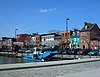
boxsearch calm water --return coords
[0,56,24,64]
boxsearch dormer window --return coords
[73,32,75,36]
[85,25,89,29]
[87,26,89,28]
[85,25,87,29]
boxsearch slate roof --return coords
[81,23,96,31]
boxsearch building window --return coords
[77,38,79,41]
[73,32,75,36]
[84,41,86,42]
[62,33,64,37]
[67,33,69,36]
[74,38,76,42]
[48,35,50,39]
[77,31,79,36]
[65,33,67,37]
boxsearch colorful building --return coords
[70,29,80,49]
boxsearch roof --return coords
[40,33,61,36]
[70,36,79,38]
[2,37,14,39]
[81,22,97,31]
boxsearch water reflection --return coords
[0,56,24,64]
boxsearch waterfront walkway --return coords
[0,58,100,71]
[57,68,100,77]
[0,58,100,77]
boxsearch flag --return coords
[66,18,70,20]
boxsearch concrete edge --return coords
[0,58,100,71]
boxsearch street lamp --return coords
[66,18,70,47]
[15,29,18,38]
[98,37,100,49]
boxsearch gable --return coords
[81,24,94,31]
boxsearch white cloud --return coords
[40,9,48,13]
[49,8,56,11]
[40,8,56,13]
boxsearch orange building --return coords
[36,35,40,46]
[62,31,73,43]
[61,31,73,48]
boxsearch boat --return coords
[23,47,59,62]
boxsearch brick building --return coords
[16,34,32,46]
[36,35,41,46]
[62,31,73,43]
[80,22,100,49]
[61,31,73,48]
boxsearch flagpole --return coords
[15,29,18,38]
[66,18,69,48]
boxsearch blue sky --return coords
[0,0,100,38]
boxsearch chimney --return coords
[84,22,87,26]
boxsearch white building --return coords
[31,36,36,45]
[40,33,61,47]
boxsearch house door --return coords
[83,45,85,49]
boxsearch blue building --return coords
[70,29,80,49]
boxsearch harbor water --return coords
[0,56,24,64]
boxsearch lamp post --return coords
[98,37,100,49]
[66,18,70,48]
[15,29,18,38]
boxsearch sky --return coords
[0,0,100,38]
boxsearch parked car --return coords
[0,48,2,52]
[61,48,72,55]
[77,49,92,55]
[88,50,100,56]
[98,50,100,56]
[70,48,81,55]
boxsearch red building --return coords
[16,34,32,46]
[80,22,100,49]
[90,39,100,49]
